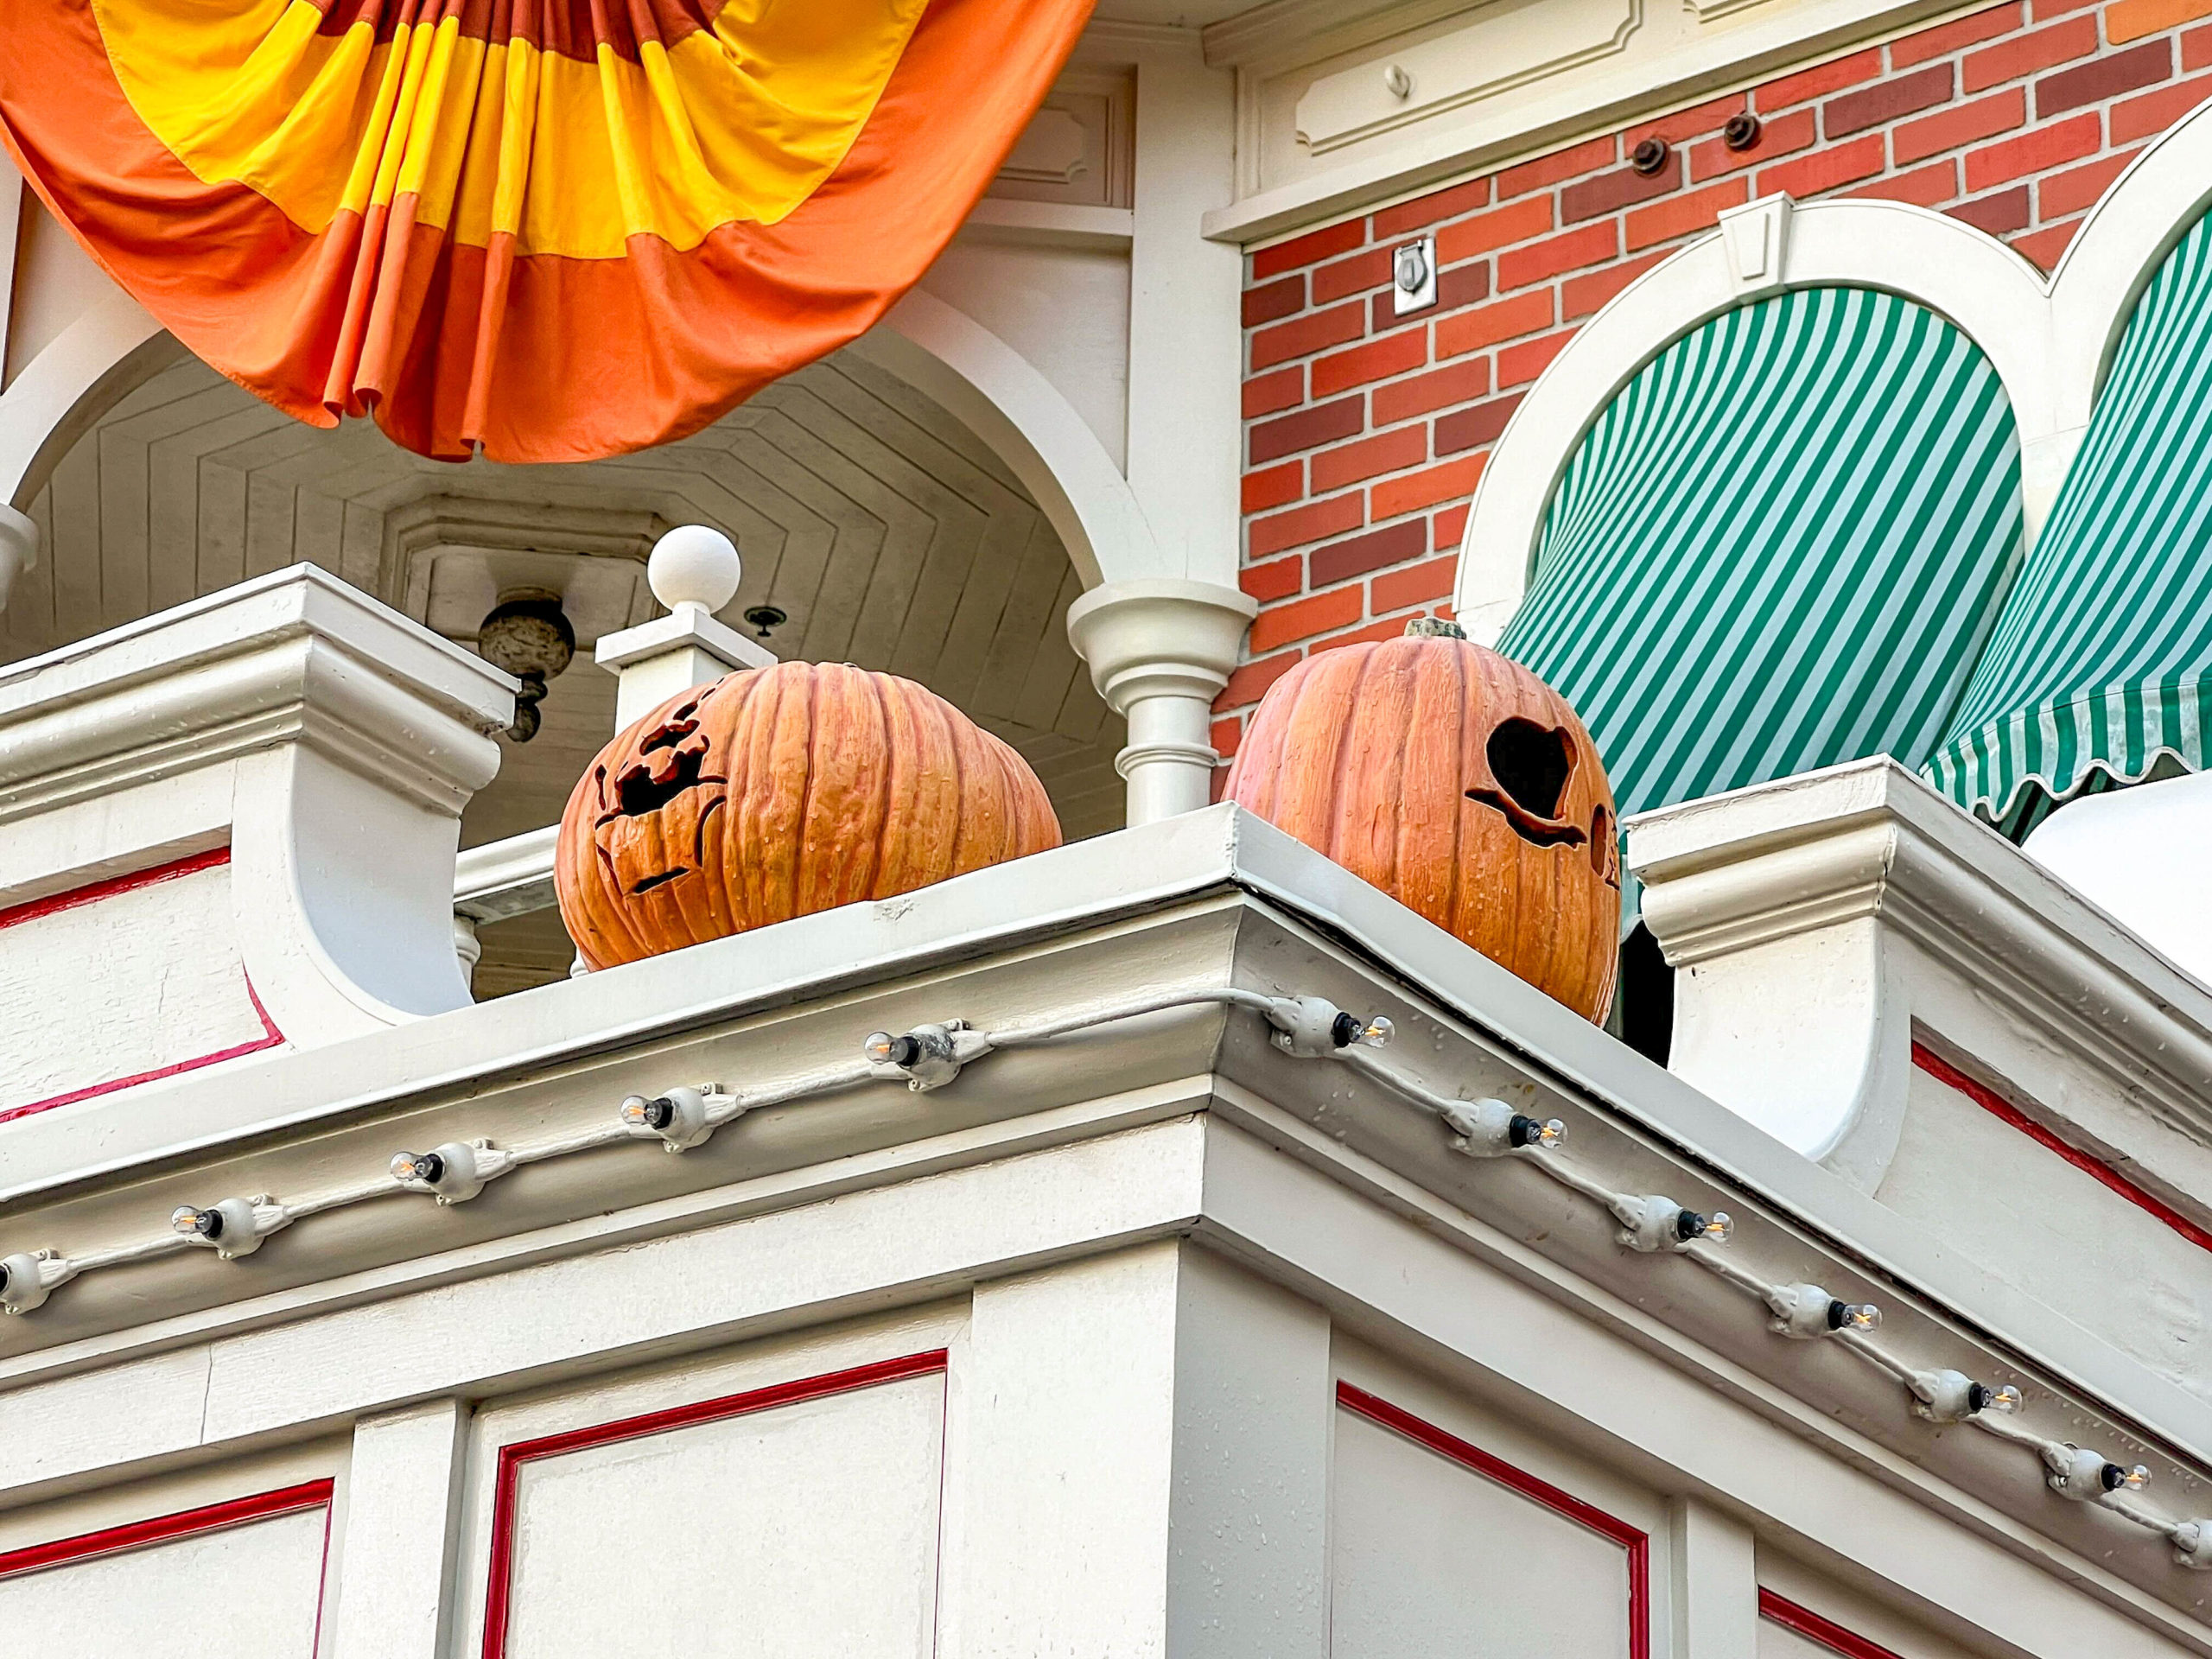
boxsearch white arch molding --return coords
[1453,95,2212,640]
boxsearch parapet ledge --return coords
[0,563,512,830]
[1629,756,2212,1205]
[0,568,516,1109]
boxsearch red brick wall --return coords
[1221,0,2212,771]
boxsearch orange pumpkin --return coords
[1224,620,1620,1021]
[557,663,1061,969]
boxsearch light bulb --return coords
[171,1205,221,1240]
[2105,1463,2152,1492]
[1675,1208,1733,1244]
[620,1096,674,1131]
[390,1150,445,1185]
[865,1031,919,1067]
[1827,1300,1881,1332]
[1509,1115,1566,1150]
[1329,1011,1394,1048]
[1970,1382,2022,1414]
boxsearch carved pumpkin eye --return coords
[1486,718,1573,818]
[1465,719,1588,848]
[1591,804,1620,887]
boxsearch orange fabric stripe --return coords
[308,0,729,63]
[0,0,1096,461]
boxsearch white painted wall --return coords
[1331,1404,1635,1658]
[0,1506,327,1659]
[0,858,271,1113]
[502,1371,945,1659]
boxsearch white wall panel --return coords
[497,1370,944,1659]
[1331,1405,1633,1659]
[0,856,275,1116]
[0,1505,326,1659]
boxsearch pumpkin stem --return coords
[1405,616,1468,639]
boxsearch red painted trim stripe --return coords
[0,849,285,1126]
[0,846,230,931]
[481,1349,949,1658]
[1337,1381,1651,1659]
[1759,1587,1905,1659]
[1912,1043,2212,1256]
[0,1478,333,1581]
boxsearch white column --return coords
[327,1400,470,1659]
[1669,1497,1758,1659]
[942,1240,1331,1659]
[1123,35,1243,593]
[0,157,21,387]
[1066,578,1257,824]
[0,503,35,613]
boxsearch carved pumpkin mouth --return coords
[1466,717,1589,849]
[592,710,728,895]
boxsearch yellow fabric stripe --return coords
[88,0,929,258]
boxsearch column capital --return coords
[1066,579,1257,825]
[1065,578,1256,710]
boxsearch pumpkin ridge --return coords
[1344,645,1385,892]
[706,670,762,933]
[1438,638,1467,937]
[1325,646,1376,871]
[943,693,971,879]
[852,670,896,904]
[791,664,830,915]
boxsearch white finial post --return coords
[595,525,775,728]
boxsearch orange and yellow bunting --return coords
[0,0,1093,461]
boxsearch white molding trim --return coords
[1453,98,2212,639]
[848,289,1172,588]
[0,285,178,512]
[1203,0,1968,245]
[958,200,1136,251]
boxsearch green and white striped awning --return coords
[1924,210,2212,838]
[1499,287,2025,842]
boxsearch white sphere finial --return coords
[648,524,741,614]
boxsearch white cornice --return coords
[1637,760,2212,1132]
[1200,0,1474,71]
[0,563,514,821]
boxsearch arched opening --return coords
[4,343,1126,995]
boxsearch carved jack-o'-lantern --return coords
[1224,619,1620,1021]
[556,662,1062,970]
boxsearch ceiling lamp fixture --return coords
[477,591,576,743]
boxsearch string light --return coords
[617,1087,720,1154]
[1439,1097,1565,1158]
[389,1141,512,1205]
[168,1197,289,1259]
[861,1021,977,1092]
[5,984,2208,1568]
[1611,1194,1735,1255]
[0,1249,72,1315]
